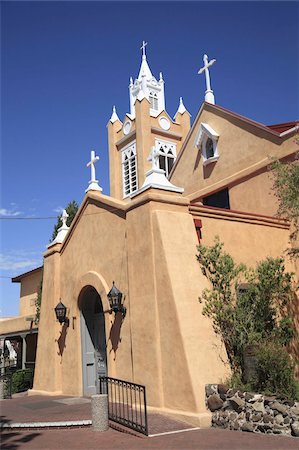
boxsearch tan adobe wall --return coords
[19,270,43,317]
[170,105,297,216]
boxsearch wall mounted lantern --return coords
[107,282,126,318]
[54,301,69,326]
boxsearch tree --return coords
[270,148,299,259]
[35,200,79,323]
[197,238,296,376]
[51,200,79,242]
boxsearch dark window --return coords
[203,188,230,209]
[205,138,214,159]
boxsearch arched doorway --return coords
[79,286,107,396]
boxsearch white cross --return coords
[140,40,147,58]
[86,150,102,193]
[198,54,216,104]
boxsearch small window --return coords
[203,188,230,209]
[205,138,214,159]
[155,140,176,177]
[149,92,158,111]
[122,142,138,197]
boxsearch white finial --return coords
[129,77,133,87]
[110,105,120,124]
[61,209,68,227]
[198,54,216,104]
[140,40,147,59]
[48,209,70,247]
[159,72,164,82]
[148,146,162,171]
[86,150,103,193]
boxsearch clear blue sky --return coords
[1,1,298,316]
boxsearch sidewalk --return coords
[1,393,298,450]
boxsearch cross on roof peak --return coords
[140,40,147,59]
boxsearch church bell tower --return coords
[107,42,190,200]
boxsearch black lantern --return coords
[107,282,126,317]
[54,301,69,325]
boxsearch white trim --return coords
[121,141,138,198]
[195,122,219,166]
[155,139,177,178]
[148,427,200,437]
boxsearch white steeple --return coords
[129,42,165,118]
[174,97,190,119]
[109,106,120,124]
[198,54,216,104]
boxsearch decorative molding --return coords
[151,127,182,141]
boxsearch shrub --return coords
[251,342,298,400]
[12,369,34,394]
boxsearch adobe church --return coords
[1,45,298,426]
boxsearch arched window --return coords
[122,142,138,197]
[156,140,176,177]
[205,138,215,159]
[149,92,159,111]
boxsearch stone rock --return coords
[229,412,238,421]
[274,414,284,425]
[245,411,251,420]
[222,401,230,409]
[263,396,276,406]
[290,406,299,416]
[257,424,272,433]
[263,414,274,424]
[252,401,265,413]
[207,393,224,412]
[244,392,254,402]
[226,388,238,398]
[232,420,240,430]
[291,421,299,437]
[248,394,263,403]
[218,384,229,395]
[283,399,294,407]
[220,410,228,418]
[205,384,218,397]
[252,413,262,422]
[271,402,288,415]
[241,422,254,432]
[229,395,245,412]
[283,416,290,424]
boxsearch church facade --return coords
[1,48,298,426]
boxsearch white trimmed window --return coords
[195,123,219,166]
[156,139,176,177]
[122,142,138,198]
[149,91,159,111]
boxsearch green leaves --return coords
[270,153,299,259]
[197,238,296,377]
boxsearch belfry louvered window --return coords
[122,142,138,197]
[149,92,158,111]
[156,140,176,177]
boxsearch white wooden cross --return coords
[198,54,216,104]
[85,150,102,193]
[140,40,147,58]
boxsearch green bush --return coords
[251,343,298,400]
[12,369,34,394]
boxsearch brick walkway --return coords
[1,394,298,449]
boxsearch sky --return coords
[1,1,299,316]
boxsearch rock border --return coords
[205,384,299,437]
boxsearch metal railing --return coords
[99,376,148,436]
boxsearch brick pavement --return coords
[1,427,298,450]
[1,394,298,449]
